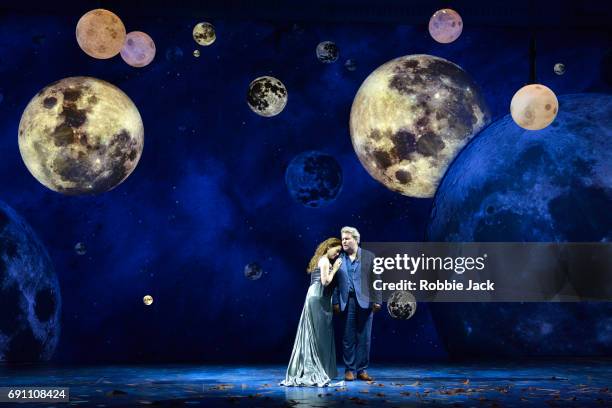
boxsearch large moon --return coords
[247,76,288,117]
[349,54,490,197]
[18,77,144,195]
[76,9,126,59]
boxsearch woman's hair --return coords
[307,237,342,273]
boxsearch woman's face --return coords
[327,245,342,260]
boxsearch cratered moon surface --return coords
[120,31,156,68]
[18,77,144,195]
[247,76,288,117]
[429,9,463,44]
[192,22,216,46]
[349,54,491,197]
[0,200,61,362]
[510,84,558,130]
[76,9,126,59]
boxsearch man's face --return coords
[341,232,357,253]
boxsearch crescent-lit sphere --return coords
[554,63,566,75]
[120,31,156,68]
[76,9,126,59]
[429,8,463,44]
[193,22,216,46]
[18,76,144,195]
[349,54,490,197]
[510,84,558,130]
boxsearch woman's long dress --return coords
[280,267,338,387]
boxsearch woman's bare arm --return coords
[318,257,332,286]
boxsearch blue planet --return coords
[427,94,612,357]
[285,151,343,208]
[0,201,61,362]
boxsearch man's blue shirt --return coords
[343,247,361,294]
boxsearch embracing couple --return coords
[280,226,382,387]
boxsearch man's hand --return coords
[333,304,341,314]
[333,258,342,270]
[372,303,381,313]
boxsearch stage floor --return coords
[0,360,611,407]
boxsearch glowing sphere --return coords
[193,22,216,46]
[120,31,156,68]
[143,295,153,306]
[510,84,558,130]
[429,9,463,44]
[76,9,126,59]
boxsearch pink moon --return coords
[120,31,156,68]
[429,9,463,44]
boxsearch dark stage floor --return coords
[0,361,611,407]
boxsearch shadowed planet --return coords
[0,201,61,362]
[428,93,612,357]
[316,41,339,63]
[18,77,144,195]
[244,263,263,280]
[285,151,343,208]
[349,54,490,197]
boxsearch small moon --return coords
[76,9,126,59]
[193,49,200,58]
[74,242,87,255]
[344,59,357,72]
[247,76,288,117]
[554,63,566,75]
[510,84,558,130]
[193,22,216,46]
[429,8,463,44]
[18,76,144,195]
[244,263,264,280]
[120,31,156,68]
[143,295,153,306]
[316,41,339,63]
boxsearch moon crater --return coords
[349,54,490,197]
[18,77,144,195]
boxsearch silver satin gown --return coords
[280,267,339,387]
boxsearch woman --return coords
[280,237,343,387]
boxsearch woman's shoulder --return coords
[317,256,330,268]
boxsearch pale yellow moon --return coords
[143,295,153,306]
[76,9,126,59]
[429,9,463,44]
[349,54,490,197]
[510,84,558,130]
[18,77,144,195]
[193,22,216,46]
[120,31,156,67]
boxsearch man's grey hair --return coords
[341,226,360,244]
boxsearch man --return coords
[333,226,381,381]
